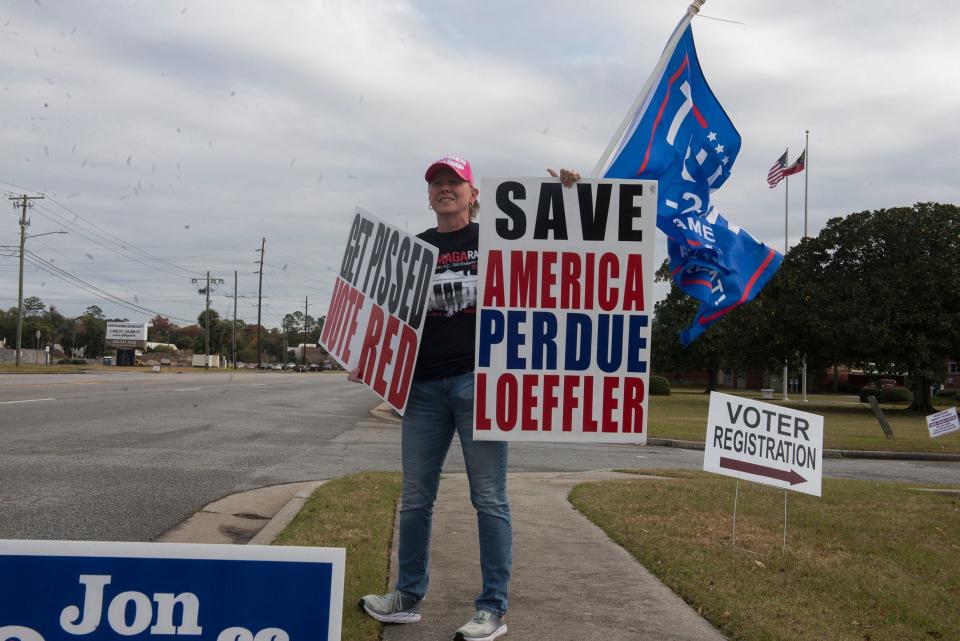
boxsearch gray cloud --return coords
[1,0,957,325]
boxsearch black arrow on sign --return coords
[719,457,806,485]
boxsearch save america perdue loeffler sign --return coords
[0,540,345,641]
[704,391,824,497]
[474,177,657,443]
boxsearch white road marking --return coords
[248,383,268,387]
[172,388,203,392]
[0,398,55,405]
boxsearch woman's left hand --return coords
[547,167,582,188]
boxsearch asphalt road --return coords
[1,371,958,542]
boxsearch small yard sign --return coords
[704,392,824,497]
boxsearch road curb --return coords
[647,437,960,462]
[369,407,958,461]
[370,402,402,423]
[247,480,328,545]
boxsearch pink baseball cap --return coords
[424,155,474,185]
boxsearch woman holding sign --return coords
[356,156,578,641]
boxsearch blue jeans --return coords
[396,373,512,616]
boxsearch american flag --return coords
[767,150,787,188]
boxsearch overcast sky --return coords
[2,0,958,328]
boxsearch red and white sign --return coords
[320,208,437,414]
[474,177,657,443]
[704,392,824,497]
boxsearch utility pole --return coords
[256,238,265,369]
[224,270,246,370]
[192,271,224,369]
[303,295,309,366]
[233,270,238,370]
[9,194,44,366]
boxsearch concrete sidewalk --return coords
[383,471,726,641]
[163,470,727,640]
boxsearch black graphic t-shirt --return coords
[414,222,478,380]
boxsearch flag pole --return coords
[803,130,809,237]
[591,0,706,177]
[783,147,790,401]
[801,129,810,402]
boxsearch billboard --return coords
[105,323,148,349]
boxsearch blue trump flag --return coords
[595,20,782,346]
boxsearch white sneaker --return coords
[357,590,422,624]
[454,610,507,641]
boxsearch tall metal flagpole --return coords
[782,148,790,401]
[591,0,706,177]
[801,130,810,402]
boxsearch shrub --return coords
[935,388,959,398]
[649,375,671,396]
[859,386,881,402]
[878,386,913,404]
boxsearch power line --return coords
[24,251,192,322]
[30,205,195,280]
[44,193,201,277]
[0,177,203,278]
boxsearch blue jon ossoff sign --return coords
[0,541,345,641]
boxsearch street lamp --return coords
[13,223,68,367]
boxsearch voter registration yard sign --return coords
[320,208,437,414]
[704,392,824,497]
[0,540,344,641]
[475,177,656,443]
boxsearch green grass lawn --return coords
[273,472,402,641]
[571,470,960,641]
[650,388,960,453]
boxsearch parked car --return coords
[284,362,297,370]
[272,363,283,370]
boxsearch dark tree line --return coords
[0,302,327,364]
[652,202,960,412]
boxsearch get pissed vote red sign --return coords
[475,178,657,443]
[320,208,437,414]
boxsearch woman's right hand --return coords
[547,167,582,188]
[347,367,362,383]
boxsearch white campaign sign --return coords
[319,207,437,414]
[474,177,657,443]
[926,406,959,438]
[704,392,824,497]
